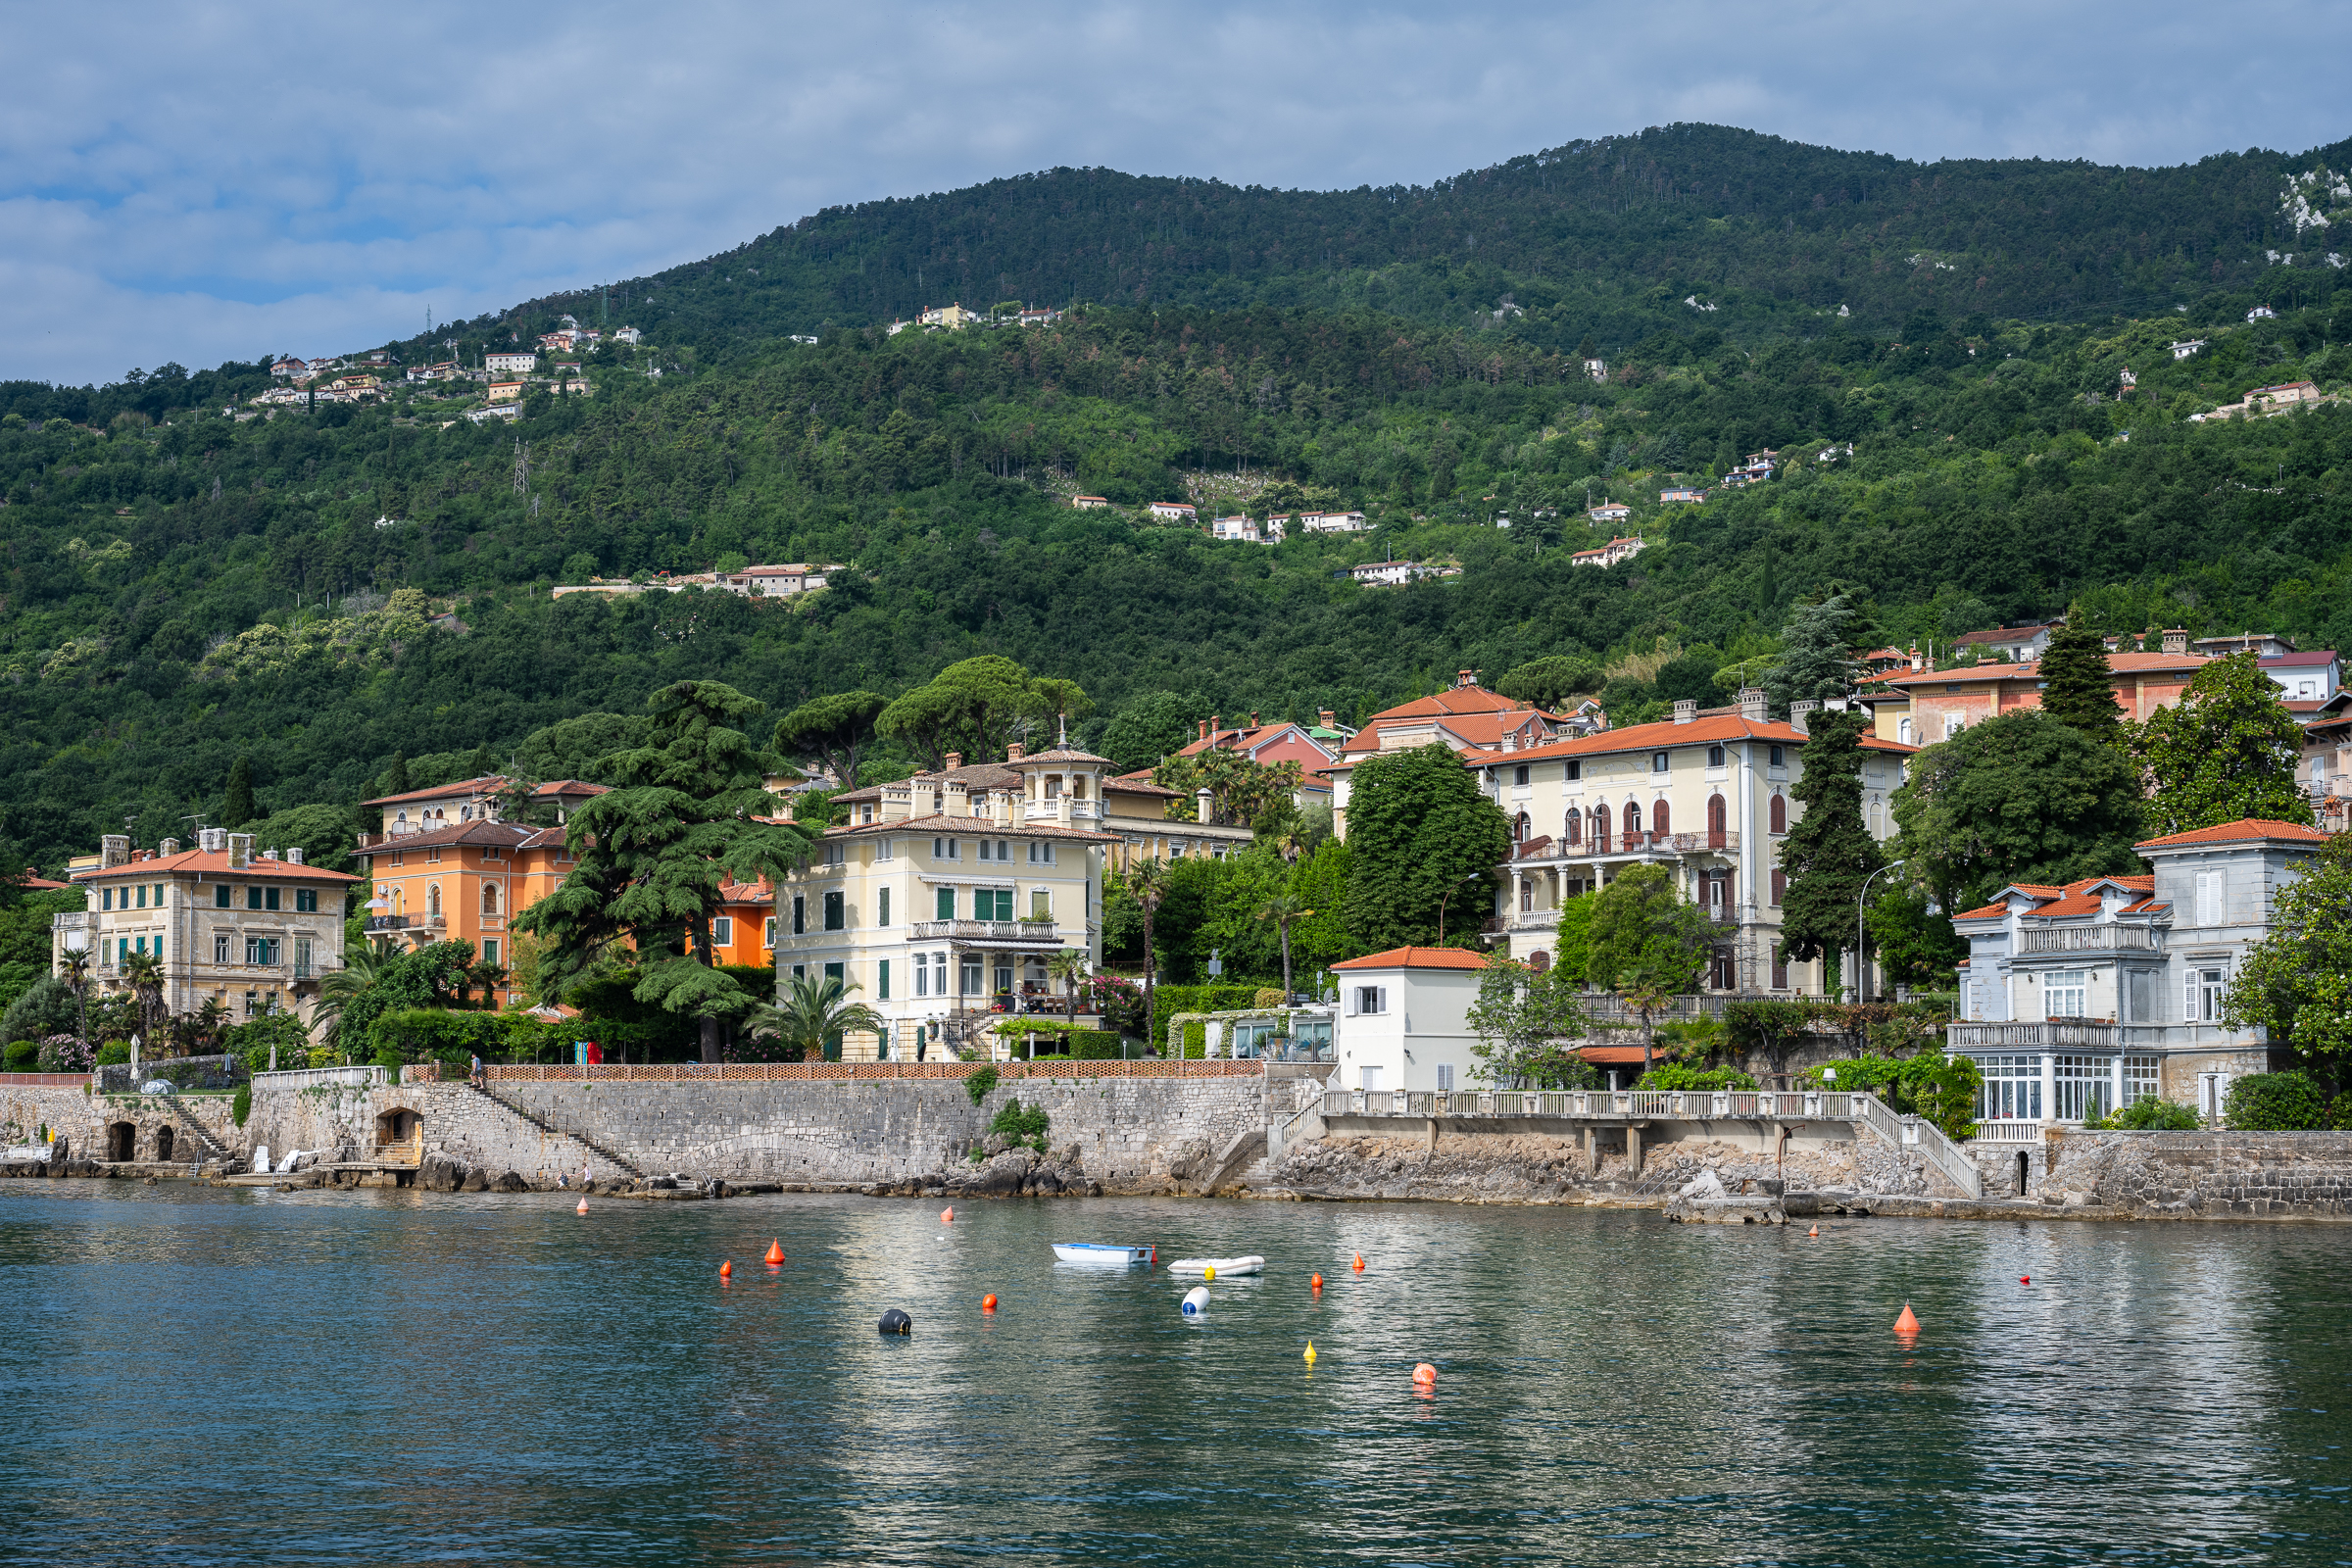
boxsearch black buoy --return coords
[879,1308,912,1336]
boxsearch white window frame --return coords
[712,915,734,948]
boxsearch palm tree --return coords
[1258,890,1314,1001]
[1616,970,1672,1076]
[1121,857,1173,1054]
[58,950,92,1049]
[121,952,167,1054]
[1047,948,1089,1024]
[314,943,388,1048]
[748,971,887,1063]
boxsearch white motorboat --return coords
[1053,1243,1154,1266]
[1163,1255,1264,1277]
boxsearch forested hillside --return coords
[4,270,2349,872]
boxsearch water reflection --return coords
[0,1184,2343,1564]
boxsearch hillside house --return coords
[1209,516,1263,543]
[485,351,536,375]
[2248,305,2278,320]
[1071,496,1110,510]
[487,382,523,404]
[1861,648,2212,745]
[1347,558,1457,587]
[1148,502,1198,521]
[2171,339,2207,360]
[1570,536,1645,568]
[1588,503,1632,524]
[918,303,982,329]
[1300,511,1369,533]
[2194,632,2294,658]
[1017,308,1062,326]
[1584,358,1606,380]
[270,358,307,379]
[2261,649,2340,702]
[1658,487,1705,504]
[1953,620,2062,662]
[614,326,643,345]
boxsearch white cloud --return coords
[3,0,2347,383]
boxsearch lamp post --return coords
[1856,859,1908,1004]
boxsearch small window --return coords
[1769,745,1786,767]
[214,933,230,963]
[1565,759,1581,780]
[1351,985,1387,1015]
[713,915,734,948]
[1769,795,1788,834]
[1651,751,1670,773]
[793,894,806,935]
[215,884,231,908]
[1771,869,1787,906]
[295,888,318,913]
[878,959,891,1001]
[134,886,146,909]
[1031,889,1052,918]
[763,916,777,950]
[102,888,113,911]
[480,938,498,966]
[823,891,845,931]
[1436,1063,1454,1093]
[265,886,280,911]
[1513,763,1530,787]
[246,886,262,910]
[875,838,894,860]
[1707,745,1725,767]
[878,887,891,926]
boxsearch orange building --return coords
[353,777,607,1007]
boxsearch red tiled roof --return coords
[74,850,359,884]
[1879,650,2210,689]
[826,814,1120,843]
[1578,1045,1652,1065]
[2134,818,2330,850]
[1491,713,1919,764]
[19,872,71,890]
[356,821,548,857]
[2261,651,2337,667]
[364,774,509,807]
[1330,946,1489,971]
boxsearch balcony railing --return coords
[907,918,1062,944]
[1534,830,1740,859]
[365,914,412,932]
[2020,926,2157,953]
[1948,1020,2120,1050]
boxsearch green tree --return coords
[1494,657,1603,712]
[773,690,890,786]
[510,712,651,784]
[1155,749,1303,833]
[875,657,1089,769]
[1121,857,1174,1053]
[248,803,360,874]
[1776,710,1884,994]
[1865,884,1968,989]
[748,971,885,1061]
[221,755,258,828]
[1258,887,1313,999]
[2222,833,2352,1094]
[2037,608,2121,743]
[1891,710,2146,914]
[1046,948,1089,1024]
[2127,652,2314,835]
[1762,593,1859,718]
[120,951,168,1051]
[379,751,410,800]
[1100,691,1204,773]
[514,680,812,1061]
[1466,955,1592,1087]
[1585,863,1712,993]
[1342,743,1511,950]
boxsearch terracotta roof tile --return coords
[2134,817,2330,850]
[1329,946,1489,971]
[74,850,360,884]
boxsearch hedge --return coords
[365,1007,683,1064]
[2223,1072,2328,1131]
[1071,1030,1122,1059]
[1148,985,1265,1053]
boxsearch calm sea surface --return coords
[1,1183,2346,1566]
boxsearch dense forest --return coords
[2,123,2350,879]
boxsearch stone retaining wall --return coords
[0,1084,240,1165]
[2041,1128,2352,1217]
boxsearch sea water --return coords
[1,1183,2345,1564]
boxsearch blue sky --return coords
[5,0,2347,385]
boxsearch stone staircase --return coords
[460,1083,645,1183]
[1201,1128,1272,1194]
[166,1101,234,1169]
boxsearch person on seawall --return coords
[469,1053,485,1090]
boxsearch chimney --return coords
[1319,710,1336,729]
[262,848,279,860]
[1250,711,1260,728]
[2162,628,2188,656]
[159,838,180,856]
[1456,668,1478,688]
[1006,741,1024,762]
[944,780,969,817]
[1501,728,1519,752]
[286,847,304,865]
[1196,787,1216,824]
[944,752,963,771]
[1198,720,1209,742]
[1738,687,1767,722]
[355,831,372,850]
[227,833,254,870]
[1789,701,1819,736]
[1672,700,1697,724]
[101,834,130,868]
[1908,646,1924,671]
[200,827,227,853]
[1210,714,1222,738]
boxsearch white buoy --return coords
[1181,1286,1210,1317]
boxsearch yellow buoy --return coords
[1203,1265,1216,1282]
[1303,1340,1317,1366]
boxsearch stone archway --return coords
[107,1122,136,1161]
[154,1125,174,1161]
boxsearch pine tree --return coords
[221,756,257,829]
[467,741,496,779]
[381,751,409,798]
[2038,609,2121,742]
[1776,710,1884,995]
[1762,593,1858,719]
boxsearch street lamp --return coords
[1856,859,1908,1004]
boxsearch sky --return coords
[5,0,2348,387]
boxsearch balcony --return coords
[907,918,1063,946]
[365,914,413,933]
[1524,830,1740,861]
[2019,926,2157,954]
[1948,1019,2121,1050]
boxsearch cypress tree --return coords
[221,756,257,829]
[467,742,497,779]
[1776,710,1884,996]
[2038,609,2121,743]
[382,751,409,798]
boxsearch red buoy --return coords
[1893,1302,1921,1335]
[1411,1362,1437,1386]
[2020,1275,2031,1286]
[982,1294,999,1312]
[1351,1254,1365,1273]
[765,1240,785,1266]
[719,1260,732,1278]
[1310,1273,1324,1292]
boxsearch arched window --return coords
[1708,793,1728,848]
[1769,794,1788,834]
[1651,800,1670,838]
[1514,810,1530,843]
[482,882,501,916]
[1564,811,1581,846]
[1622,801,1642,841]
[1592,805,1612,850]
[1868,801,1884,840]
[427,884,442,918]
[1529,951,1551,973]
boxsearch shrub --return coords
[1148,985,1264,1052]
[95,1040,131,1066]
[2095,1098,2202,1131]
[964,1064,1000,1105]
[231,1083,251,1128]
[4,1040,36,1072]
[1253,987,1286,1008]
[1181,1020,1206,1058]
[2223,1072,2328,1131]
[1636,1063,1759,1092]
[990,1096,1050,1152]
[1071,1030,1122,1059]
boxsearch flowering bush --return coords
[35,1034,91,1072]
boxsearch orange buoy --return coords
[1411,1362,1437,1386]
[1310,1273,1324,1292]
[2020,1275,2031,1286]
[765,1240,785,1266]
[1807,1225,1819,1238]
[575,1198,589,1215]
[720,1260,733,1278]
[941,1206,955,1223]
[1893,1301,1921,1335]
[1351,1254,1365,1273]
[982,1293,999,1312]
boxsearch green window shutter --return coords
[216,884,230,908]
[246,887,261,910]
[266,887,281,911]
[878,959,890,1001]
[937,886,955,920]
[824,961,843,982]
[878,888,890,926]
[824,891,844,931]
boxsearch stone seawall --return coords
[0,1083,240,1166]
[2042,1128,2352,1217]
[241,1075,1268,1193]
